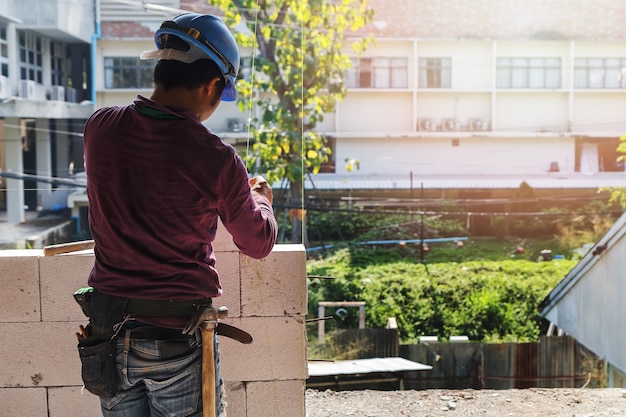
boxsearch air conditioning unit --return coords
[19,80,36,99]
[66,87,77,103]
[0,76,8,98]
[50,86,65,101]
[442,118,459,131]
[469,118,488,131]
[417,118,437,131]
[227,118,244,132]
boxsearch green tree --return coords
[210,0,373,242]
[603,133,626,208]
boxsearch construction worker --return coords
[80,13,277,416]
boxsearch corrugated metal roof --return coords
[539,212,626,316]
[308,357,432,377]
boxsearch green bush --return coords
[307,247,576,343]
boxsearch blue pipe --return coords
[91,0,101,104]
[306,237,468,252]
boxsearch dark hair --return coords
[154,59,226,96]
[153,34,226,104]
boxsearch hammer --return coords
[183,306,229,417]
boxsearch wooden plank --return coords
[43,240,94,256]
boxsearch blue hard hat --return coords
[153,13,240,101]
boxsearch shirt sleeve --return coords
[217,153,278,259]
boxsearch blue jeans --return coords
[98,327,225,417]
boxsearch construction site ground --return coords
[305,388,626,416]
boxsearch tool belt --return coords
[74,288,252,397]
[74,289,211,397]
[75,288,251,343]
[125,297,212,317]
[74,287,212,321]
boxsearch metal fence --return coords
[312,330,605,390]
[401,335,604,390]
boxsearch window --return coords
[346,57,408,88]
[574,58,626,89]
[496,57,561,88]
[51,42,65,86]
[0,22,8,77]
[418,58,451,88]
[19,31,43,83]
[104,57,154,89]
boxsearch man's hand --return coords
[249,176,273,204]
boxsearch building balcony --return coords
[0,95,94,119]
[5,0,95,43]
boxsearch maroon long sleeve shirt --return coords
[83,95,277,327]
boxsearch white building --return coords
[308,0,626,199]
[0,0,95,223]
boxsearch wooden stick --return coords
[201,322,217,417]
[43,240,95,256]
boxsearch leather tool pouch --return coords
[77,331,118,397]
[75,289,129,397]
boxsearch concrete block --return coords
[247,380,306,417]
[241,245,307,317]
[0,249,43,257]
[214,250,241,317]
[48,386,101,417]
[224,381,246,417]
[0,322,83,388]
[0,254,40,322]
[0,387,48,417]
[220,316,307,382]
[40,254,94,321]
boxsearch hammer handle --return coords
[202,325,217,417]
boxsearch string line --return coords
[300,10,306,246]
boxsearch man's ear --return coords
[204,77,222,102]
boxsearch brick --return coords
[220,316,307,381]
[213,250,241,317]
[48,386,101,417]
[246,380,306,417]
[224,381,246,417]
[0,253,40,322]
[0,387,48,417]
[241,245,307,317]
[39,254,94,322]
[0,322,83,388]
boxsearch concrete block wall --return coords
[0,228,307,417]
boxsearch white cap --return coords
[140,44,208,64]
